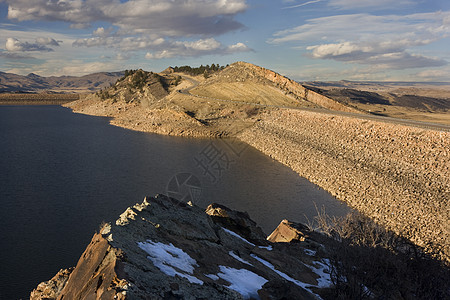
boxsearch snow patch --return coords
[205,274,219,281]
[137,240,203,285]
[222,228,255,246]
[229,250,253,266]
[250,254,310,290]
[308,259,332,288]
[304,249,316,256]
[250,254,326,299]
[258,245,273,251]
[217,266,268,299]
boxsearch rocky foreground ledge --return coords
[30,195,450,299]
[31,195,335,300]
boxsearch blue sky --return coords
[0,0,449,81]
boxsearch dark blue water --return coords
[0,105,351,299]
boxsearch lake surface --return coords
[0,105,351,299]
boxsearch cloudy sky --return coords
[0,0,449,81]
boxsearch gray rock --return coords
[31,195,333,299]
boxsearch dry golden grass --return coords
[191,82,303,107]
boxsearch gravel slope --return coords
[238,108,449,261]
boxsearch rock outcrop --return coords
[31,195,334,299]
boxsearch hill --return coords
[191,62,359,112]
[0,71,124,93]
[67,62,362,137]
[303,81,450,125]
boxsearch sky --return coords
[0,0,449,81]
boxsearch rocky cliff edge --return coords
[31,195,334,300]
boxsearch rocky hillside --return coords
[65,62,366,140]
[30,195,334,299]
[94,69,179,106]
[0,71,123,93]
[30,195,450,299]
[238,108,450,262]
[192,62,360,113]
[65,67,264,138]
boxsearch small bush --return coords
[244,106,260,117]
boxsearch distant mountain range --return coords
[0,71,124,93]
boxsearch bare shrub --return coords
[313,209,450,299]
[244,105,260,117]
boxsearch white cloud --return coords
[5,37,56,52]
[93,27,115,37]
[35,37,60,46]
[4,57,125,77]
[5,0,248,36]
[2,0,250,72]
[271,11,450,69]
[0,50,34,59]
[60,61,118,75]
[306,41,447,69]
[271,12,450,44]
[74,34,251,59]
[328,0,414,10]
[144,38,251,59]
[72,35,168,52]
[183,38,221,51]
[415,69,450,81]
[227,42,251,52]
[114,52,132,61]
[282,0,321,9]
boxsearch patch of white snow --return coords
[251,254,331,299]
[258,245,273,251]
[217,266,268,299]
[205,274,219,281]
[222,228,255,246]
[137,240,203,285]
[229,251,253,266]
[308,259,332,288]
[304,249,316,256]
[250,254,310,290]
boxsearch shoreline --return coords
[0,100,73,105]
[0,93,79,106]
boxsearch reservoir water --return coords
[0,105,351,299]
